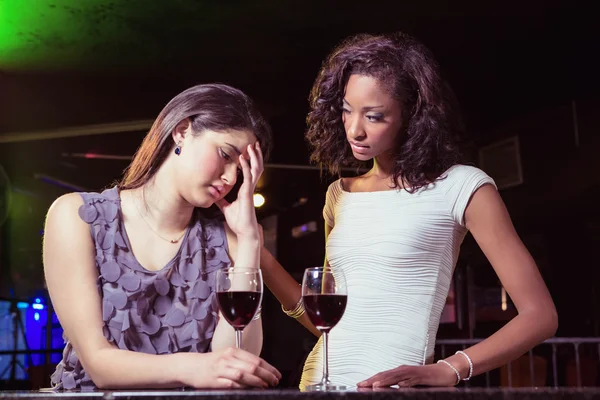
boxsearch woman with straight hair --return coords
[44,84,281,390]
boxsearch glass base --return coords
[304,383,348,392]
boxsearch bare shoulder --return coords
[44,192,92,262]
[44,193,91,238]
[47,192,84,218]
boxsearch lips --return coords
[349,141,370,154]
[208,185,222,198]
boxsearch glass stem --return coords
[235,329,243,349]
[321,331,331,385]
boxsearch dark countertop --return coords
[1,388,600,400]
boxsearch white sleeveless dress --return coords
[300,165,495,389]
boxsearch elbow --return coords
[81,352,117,390]
[87,366,122,390]
[533,306,558,341]
[545,308,559,339]
[92,377,111,390]
[520,304,558,342]
[540,298,559,339]
[85,361,111,389]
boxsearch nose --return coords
[221,163,238,187]
[345,112,366,141]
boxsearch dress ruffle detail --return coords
[51,188,230,390]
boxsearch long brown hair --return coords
[120,83,272,190]
[306,33,463,192]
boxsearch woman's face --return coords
[174,127,257,208]
[342,74,404,161]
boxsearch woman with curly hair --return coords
[260,33,557,389]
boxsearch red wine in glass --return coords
[216,268,263,348]
[302,294,347,333]
[302,267,347,391]
[217,291,261,329]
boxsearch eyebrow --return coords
[225,142,242,155]
[343,98,384,111]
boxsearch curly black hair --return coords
[306,32,464,192]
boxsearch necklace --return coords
[133,192,188,244]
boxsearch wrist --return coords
[236,234,261,246]
[435,360,460,386]
[233,237,260,270]
[169,352,194,387]
[445,354,470,380]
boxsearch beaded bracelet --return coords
[436,360,461,385]
[455,351,473,381]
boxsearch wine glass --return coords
[216,267,263,348]
[302,266,348,391]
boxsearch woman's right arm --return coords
[259,223,334,337]
[43,193,280,389]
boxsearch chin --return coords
[352,152,374,162]
[185,192,214,208]
[195,200,214,208]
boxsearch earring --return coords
[174,141,182,155]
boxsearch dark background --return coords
[0,0,599,386]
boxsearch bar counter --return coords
[2,388,600,400]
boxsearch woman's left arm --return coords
[439,184,558,377]
[358,184,557,387]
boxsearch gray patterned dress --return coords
[51,187,231,389]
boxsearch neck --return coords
[371,150,396,180]
[136,168,194,234]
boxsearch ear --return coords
[172,118,192,144]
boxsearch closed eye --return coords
[366,114,384,122]
[220,149,233,161]
[221,148,244,173]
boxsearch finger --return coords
[232,348,282,380]
[255,142,264,170]
[372,374,403,388]
[245,144,258,186]
[220,367,267,388]
[214,377,245,389]
[252,142,264,176]
[238,154,252,191]
[368,367,411,388]
[357,372,387,387]
[246,143,263,187]
[226,358,279,387]
[398,377,418,388]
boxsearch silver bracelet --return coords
[455,351,473,380]
[436,360,461,385]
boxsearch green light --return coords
[0,0,81,70]
[0,0,164,71]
